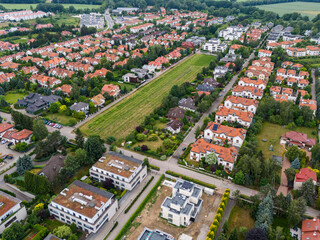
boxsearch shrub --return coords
[160,155,167,160]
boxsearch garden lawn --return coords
[80,54,214,139]
[46,113,77,126]
[44,219,64,232]
[0,3,101,10]
[257,2,320,19]
[228,205,255,240]
[4,92,28,104]
[54,14,80,26]
[256,122,317,160]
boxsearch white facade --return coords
[0,191,27,234]
[49,180,118,234]
[224,99,257,113]
[202,38,227,53]
[161,180,203,227]
[90,152,148,191]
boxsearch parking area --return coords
[0,143,24,170]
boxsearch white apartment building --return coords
[218,26,248,41]
[161,180,203,227]
[0,191,27,234]
[202,38,227,53]
[49,180,118,234]
[90,152,147,191]
[80,13,105,29]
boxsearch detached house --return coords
[294,168,317,190]
[190,138,238,170]
[281,131,316,149]
[101,84,120,97]
[203,122,246,148]
[167,107,186,120]
[178,97,197,112]
[165,119,184,134]
[2,129,33,145]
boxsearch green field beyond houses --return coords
[0,3,101,10]
[257,2,320,19]
[80,54,214,140]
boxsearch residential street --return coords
[104,8,114,29]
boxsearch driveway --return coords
[276,155,290,196]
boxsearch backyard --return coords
[46,113,77,126]
[256,122,317,160]
[80,54,214,140]
[123,181,222,240]
[257,2,320,19]
[4,92,28,105]
[227,205,255,240]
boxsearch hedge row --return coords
[150,164,160,171]
[32,224,49,240]
[165,170,216,189]
[124,176,154,213]
[206,189,230,240]
[114,174,164,240]
[0,188,16,197]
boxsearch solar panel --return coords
[212,124,219,131]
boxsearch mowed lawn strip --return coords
[80,54,214,139]
[256,121,317,160]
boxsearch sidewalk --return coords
[87,173,160,240]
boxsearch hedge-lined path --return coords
[216,199,236,236]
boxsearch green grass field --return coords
[257,2,320,19]
[4,92,28,104]
[228,205,255,240]
[0,3,101,10]
[256,122,317,160]
[80,54,214,140]
[46,113,77,126]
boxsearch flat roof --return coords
[52,180,113,219]
[93,152,142,179]
[0,191,20,218]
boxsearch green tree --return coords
[74,148,87,166]
[234,170,245,185]
[195,126,201,138]
[106,136,116,145]
[311,144,320,167]
[288,198,306,227]
[84,135,106,164]
[48,102,60,113]
[291,158,300,170]
[53,225,72,239]
[2,222,24,240]
[229,228,238,240]
[143,158,150,168]
[285,146,301,162]
[255,192,273,232]
[16,155,33,175]
[268,226,285,240]
[75,128,84,149]
[65,154,80,171]
[163,139,173,149]
[205,152,217,165]
[300,178,314,205]
[284,168,296,187]
[33,118,48,141]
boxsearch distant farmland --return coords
[80,54,214,140]
[257,1,320,19]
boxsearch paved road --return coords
[104,8,114,29]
